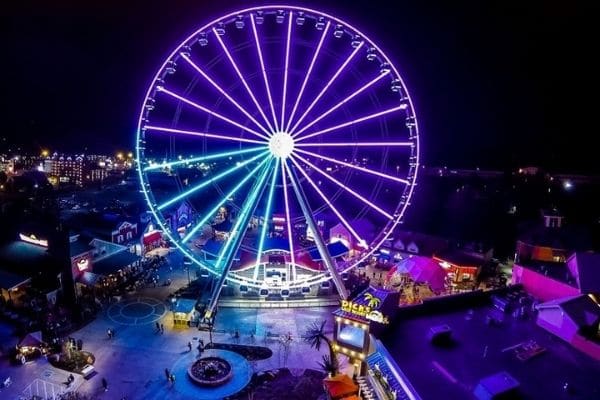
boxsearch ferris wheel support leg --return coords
[204,160,273,321]
[286,163,349,300]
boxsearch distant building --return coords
[512,210,596,301]
[45,154,84,186]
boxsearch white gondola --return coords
[281,288,290,298]
[239,285,248,292]
[301,286,311,294]
[259,288,269,297]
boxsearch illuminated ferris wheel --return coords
[136,5,420,300]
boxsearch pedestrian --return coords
[164,368,170,381]
[161,324,164,334]
[199,339,204,348]
[187,341,192,352]
[102,377,108,392]
[156,322,160,332]
[169,374,175,385]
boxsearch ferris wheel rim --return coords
[135,5,421,287]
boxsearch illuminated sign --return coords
[77,258,89,271]
[340,292,390,324]
[341,300,372,317]
[19,233,48,247]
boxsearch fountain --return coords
[188,357,233,387]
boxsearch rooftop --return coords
[380,292,600,399]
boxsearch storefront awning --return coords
[143,231,161,245]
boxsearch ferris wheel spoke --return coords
[157,151,269,211]
[143,147,265,172]
[254,158,280,280]
[212,29,276,134]
[284,21,330,133]
[181,156,271,243]
[294,104,405,142]
[294,148,410,185]
[156,86,270,141]
[250,13,280,132]
[285,160,349,299]
[180,53,272,137]
[288,156,368,248]
[292,71,389,138]
[205,157,274,319]
[287,41,364,135]
[290,153,393,219]
[295,141,413,147]
[143,125,266,145]
[280,160,297,281]
[280,11,293,130]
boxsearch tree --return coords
[303,320,338,376]
[364,292,381,309]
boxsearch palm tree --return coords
[303,320,338,376]
[364,292,381,309]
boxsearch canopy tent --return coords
[19,331,43,348]
[396,256,447,292]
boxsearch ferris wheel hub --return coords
[268,131,295,159]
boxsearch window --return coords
[118,234,124,243]
[126,231,132,240]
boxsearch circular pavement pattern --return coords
[107,297,167,326]
[170,349,253,400]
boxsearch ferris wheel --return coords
[136,5,420,301]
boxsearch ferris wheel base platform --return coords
[216,296,340,309]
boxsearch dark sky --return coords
[1,0,598,173]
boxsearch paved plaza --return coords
[0,255,338,400]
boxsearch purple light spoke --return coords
[295,105,404,142]
[295,148,409,185]
[144,125,266,144]
[156,86,270,141]
[296,141,413,147]
[288,41,364,135]
[293,72,389,137]
[280,159,296,280]
[180,53,271,137]
[212,28,276,134]
[289,156,367,247]
[284,21,330,132]
[250,13,279,132]
[280,11,293,129]
[290,153,393,219]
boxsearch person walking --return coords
[187,341,192,352]
[102,377,108,392]
[160,324,164,334]
[164,368,170,381]
[169,374,175,386]
[155,322,160,332]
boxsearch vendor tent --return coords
[19,331,43,348]
[400,256,447,292]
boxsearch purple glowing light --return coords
[280,11,293,129]
[291,152,393,219]
[295,104,405,142]
[251,13,279,132]
[212,28,276,133]
[295,141,413,147]
[294,148,410,185]
[281,159,297,280]
[289,156,367,247]
[143,125,266,144]
[180,53,271,136]
[156,86,270,140]
[292,71,389,137]
[284,21,330,132]
[288,41,364,134]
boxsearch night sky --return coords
[1,0,598,173]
